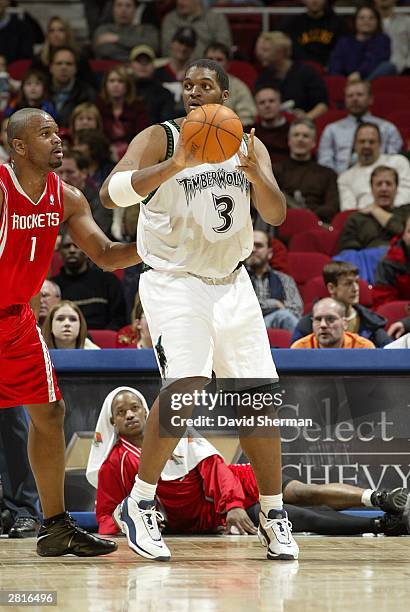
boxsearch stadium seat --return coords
[385,110,410,147]
[287,252,331,289]
[371,76,410,97]
[229,60,257,90]
[278,209,322,243]
[323,75,347,109]
[375,301,409,329]
[267,328,292,348]
[289,229,341,256]
[89,59,121,74]
[371,92,408,118]
[330,210,355,232]
[8,59,32,80]
[88,329,117,348]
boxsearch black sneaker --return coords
[378,512,409,536]
[36,512,118,557]
[372,488,409,514]
[9,517,39,539]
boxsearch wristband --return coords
[108,170,143,207]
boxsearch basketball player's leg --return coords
[115,270,214,560]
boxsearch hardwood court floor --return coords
[1,535,410,612]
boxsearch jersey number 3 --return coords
[212,194,235,233]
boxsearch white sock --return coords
[260,493,283,516]
[361,489,375,507]
[131,476,157,503]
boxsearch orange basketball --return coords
[181,104,243,164]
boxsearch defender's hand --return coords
[224,508,257,535]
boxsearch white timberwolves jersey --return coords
[137,120,254,278]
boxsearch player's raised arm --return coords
[63,183,141,271]
[237,129,286,226]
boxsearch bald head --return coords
[7,109,54,147]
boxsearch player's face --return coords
[312,302,346,347]
[23,115,63,170]
[371,171,397,209]
[52,305,81,346]
[330,274,360,305]
[355,127,380,166]
[111,391,147,437]
[345,84,371,116]
[182,67,228,114]
[255,89,281,121]
[402,217,410,250]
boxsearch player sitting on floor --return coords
[87,387,410,537]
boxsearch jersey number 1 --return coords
[29,237,37,262]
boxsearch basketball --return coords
[181,104,243,164]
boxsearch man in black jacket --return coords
[291,261,390,346]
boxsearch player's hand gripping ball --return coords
[181,104,243,164]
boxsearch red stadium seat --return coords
[278,209,322,243]
[385,110,410,147]
[330,210,355,232]
[370,92,408,119]
[323,75,347,109]
[287,252,331,289]
[89,59,121,75]
[88,329,118,348]
[375,301,409,329]
[267,328,292,348]
[8,59,32,80]
[289,229,341,256]
[228,60,257,90]
[371,76,410,97]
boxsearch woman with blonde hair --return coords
[42,301,100,350]
[96,65,150,159]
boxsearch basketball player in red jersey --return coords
[0,108,140,556]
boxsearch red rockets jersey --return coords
[0,164,64,308]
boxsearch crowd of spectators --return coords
[0,0,408,352]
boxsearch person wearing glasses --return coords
[291,297,375,348]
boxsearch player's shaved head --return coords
[7,108,53,146]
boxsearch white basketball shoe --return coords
[258,509,299,560]
[113,496,171,561]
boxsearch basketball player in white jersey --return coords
[100,59,299,561]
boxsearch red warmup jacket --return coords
[96,437,259,535]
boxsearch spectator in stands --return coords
[252,87,290,164]
[0,0,33,64]
[273,118,340,224]
[386,303,410,339]
[291,297,375,348]
[4,69,55,118]
[384,331,410,347]
[70,102,103,138]
[338,123,410,211]
[49,47,96,128]
[254,31,328,120]
[43,301,100,349]
[339,166,410,251]
[116,292,142,348]
[205,43,256,126]
[156,27,197,118]
[373,214,410,307]
[72,129,115,190]
[56,149,113,237]
[0,116,10,162]
[34,16,96,88]
[161,0,232,60]
[96,65,150,160]
[246,230,303,332]
[375,0,410,74]
[280,0,347,68]
[52,231,127,331]
[39,280,61,328]
[93,0,159,61]
[292,261,390,346]
[318,80,403,174]
[128,45,176,123]
[89,386,407,537]
[328,5,394,80]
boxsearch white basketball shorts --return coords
[139,265,279,385]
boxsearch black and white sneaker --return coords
[113,497,171,561]
[258,509,299,560]
[373,488,409,514]
[37,512,117,557]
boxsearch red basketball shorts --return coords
[0,303,61,408]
